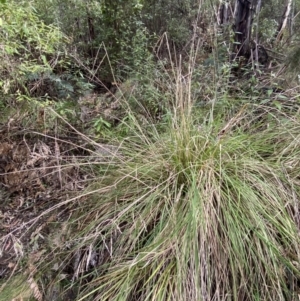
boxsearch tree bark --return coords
[218,0,231,26]
[232,0,258,57]
[275,0,293,42]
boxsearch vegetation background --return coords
[1,0,300,300]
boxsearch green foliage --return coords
[0,1,67,98]
[30,0,203,81]
[0,274,33,301]
[31,0,150,79]
[54,100,78,120]
[114,58,174,122]
[142,0,198,47]
[93,116,111,134]
[287,45,300,72]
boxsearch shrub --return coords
[0,1,67,99]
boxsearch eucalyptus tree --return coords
[232,0,259,57]
[275,0,293,41]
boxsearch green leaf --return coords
[5,45,17,55]
[41,55,51,69]
[273,101,282,111]
[260,99,270,104]
[267,89,273,97]
[276,94,288,100]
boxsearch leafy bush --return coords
[31,0,151,81]
[0,1,67,98]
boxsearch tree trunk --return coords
[275,0,293,42]
[232,0,258,58]
[218,0,231,26]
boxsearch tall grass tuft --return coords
[54,69,300,301]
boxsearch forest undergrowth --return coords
[1,51,300,300]
[1,1,300,300]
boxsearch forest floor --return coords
[0,119,91,280]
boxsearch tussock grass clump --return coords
[60,102,300,301]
